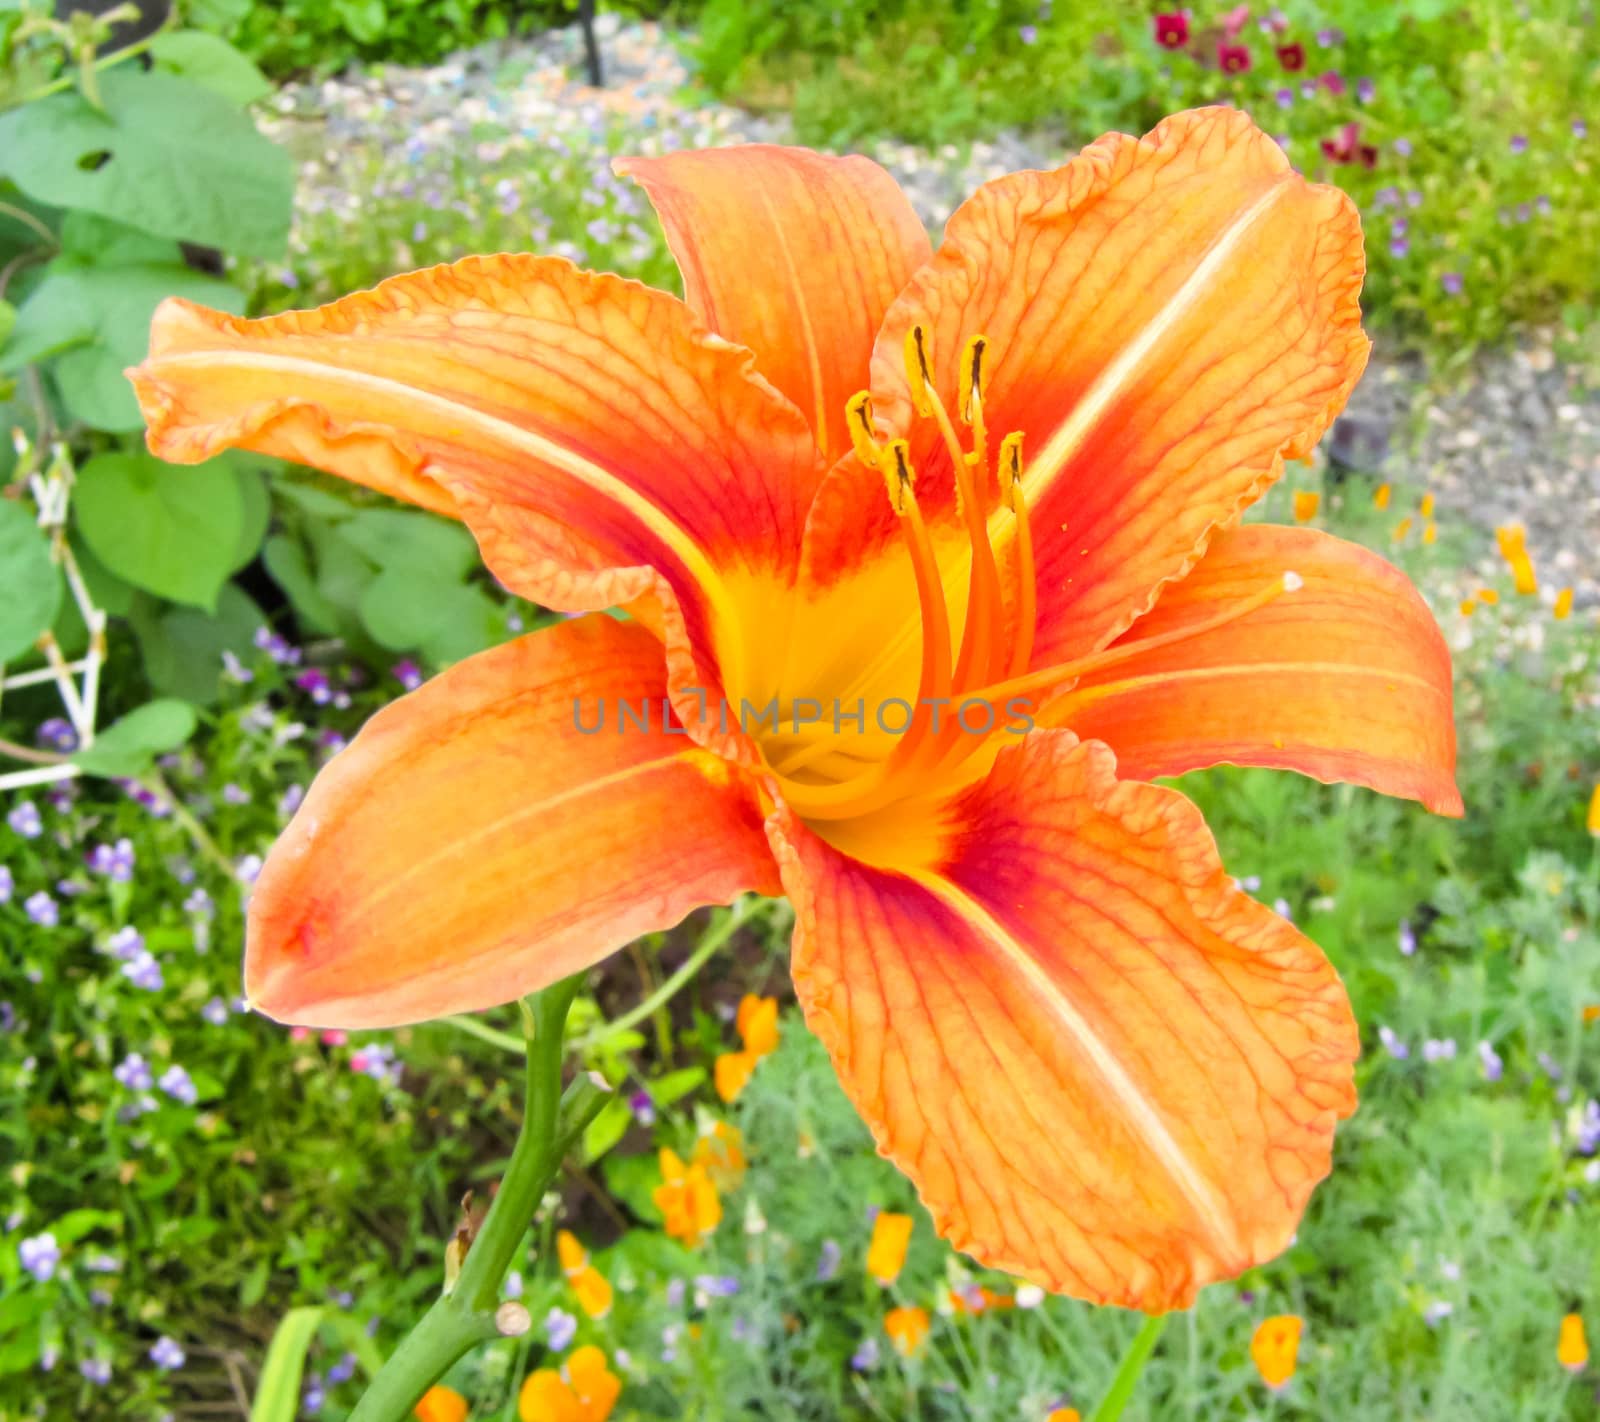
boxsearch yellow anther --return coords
[845,390,882,470]
[903,324,934,418]
[958,334,989,425]
[884,438,915,513]
[998,431,1025,508]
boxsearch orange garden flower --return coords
[518,1345,621,1422]
[1291,490,1320,522]
[714,992,781,1102]
[556,1230,613,1319]
[1045,1410,1081,1422]
[1250,1314,1303,1390]
[415,1385,469,1422]
[948,1283,1015,1316]
[885,1305,931,1358]
[1558,1312,1588,1373]
[1588,784,1600,837]
[652,1147,721,1246]
[1553,587,1573,620]
[1495,523,1539,594]
[867,1210,914,1285]
[131,107,1460,1311]
[1372,483,1391,510]
[691,1119,748,1193]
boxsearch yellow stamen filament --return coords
[773,334,1298,824]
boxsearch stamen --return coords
[903,324,934,418]
[959,333,990,478]
[1000,433,1036,678]
[845,390,882,469]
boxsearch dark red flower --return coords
[1154,12,1189,47]
[1320,122,1361,164]
[1359,144,1380,169]
[1276,42,1305,70]
[1217,41,1251,73]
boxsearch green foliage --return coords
[694,0,1599,353]
[71,698,198,777]
[0,497,60,661]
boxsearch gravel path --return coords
[269,15,1600,610]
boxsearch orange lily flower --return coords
[130,106,1459,1311]
[1250,1314,1303,1390]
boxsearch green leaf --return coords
[151,31,272,107]
[75,451,244,610]
[0,69,293,259]
[227,461,272,574]
[249,1307,325,1422]
[335,0,387,44]
[1,255,241,430]
[73,699,197,778]
[651,1067,707,1109]
[582,1097,633,1164]
[0,497,60,662]
[131,583,265,706]
[339,508,477,577]
[0,298,14,348]
[262,534,341,636]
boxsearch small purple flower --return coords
[252,627,302,666]
[39,1344,58,1372]
[221,649,254,684]
[1356,77,1375,102]
[184,887,214,919]
[1576,1100,1600,1156]
[0,866,12,904]
[1574,118,1588,139]
[24,891,58,928]
[1378,1025,1409,1060]
[504,1269,523,1300]
[221,783,251,806]
[87,838,136,882]
[694,1274,741,1298]
[1390,235,1410,260]
[79,1359,112,1385]
[1393,137,1413,157]
[411,220,428,243]
[1423,1301,1453,1327]
[327,1352,358,1385]
[666,1277,686,1308]
[851,1337,880,1371]
[1509,133,1527,154]
[296,668,333,705]
[107,926,144,960]
[1018,23,1038,43]
[303,1377,326,1414]
[1316,26,1343,46]
[279,784,305,818]
[1422,1037,1456,1063]
[0,1002,14,1031]
[1538,1051,1562,1080]
[149,1337,185,1371]
[36,718,77,752]
[1515,202,1531,223]
[122,951,164,991]
[159,1065,198,1106]
[1275,86,1294,108]
[816,1238,842,1281]
[236,854,264,886]
[1477,1041,1503,1082]
[8,800,42,838]
[1272,897,1293,920]
[115,1053,155,1091]
[1398,920,1417,956]
[1536,194,1551,215]
[628,1089,656,1126]
[545,1307,578,1351]
[202,996,230,1026]
[392,659,424,692]
[1440,272,1463,296]
[1405,189,1423,209]
[19,1233,60,1282]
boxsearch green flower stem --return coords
[347,976,606,1422]
[1089,1313,1169,1422]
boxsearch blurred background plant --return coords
[1,1,1598,1418]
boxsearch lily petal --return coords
[804,107,1367,667]
[130,255,824,725]
[247,615,778,1028]
[771,732,1357,1310]
[616,145,932,463]
[1056,525,1462,814]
